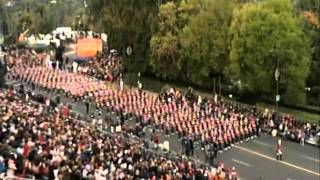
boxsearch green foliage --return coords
[0,0,84,35]
[87,0,158,73]
[17,14,32,32]
[0,0,317,107]
[150,2,180,80]
[294,0,320,12]
[306,59,320,106]
[150,0,235,84]
[179,0,235,85]
[229,0,312,104]
[294,0,320,106]
[177,0,204,28]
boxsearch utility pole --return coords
[213,78,216,95]
[275,58,280,108]
[218,76,222,97]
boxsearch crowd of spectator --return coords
[259,109,319,145]
[77,51,123,82]
[5,47,67,73]
[0,89,239,179]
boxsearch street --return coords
[6,79,320,180]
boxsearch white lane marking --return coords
[254,140,270,147]
[232,159,250,167]
[234,145,320,177]
[302,155,320,163]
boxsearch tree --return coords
[87,0,158,73]
[177,0,204,29]
[179,0,235,86]
[294,0,320,13]
[17,14,32,33]
[229,0,312,104]
[0,0,84,35]
[150,0,208,81]
[150,0,236,86]
[294,0,320,106]
[150,2,180,80]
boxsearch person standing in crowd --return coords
[52,60,56,70]
[55,60,60,71]
[45,97,50,108]
[137,72,142,94]
[300,129,305,146]
[45,53,51,69]
[151,129,160,149]
[276,139,283,160]
[120,75,124,91]
[206,143,217,165]
[138,80,142,94]
[84,93,90,114]
[72,61,78,73]
[182,137,190,156]
[189,136,194,156]
[256,117,261,137]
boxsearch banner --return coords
[76,38,102,58]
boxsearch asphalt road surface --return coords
[6,76,320,180]
[215,135,319,180]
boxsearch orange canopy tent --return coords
[76,38,102,58]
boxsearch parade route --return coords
[10,78,320,180]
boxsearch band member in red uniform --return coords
[229,166,238,180]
